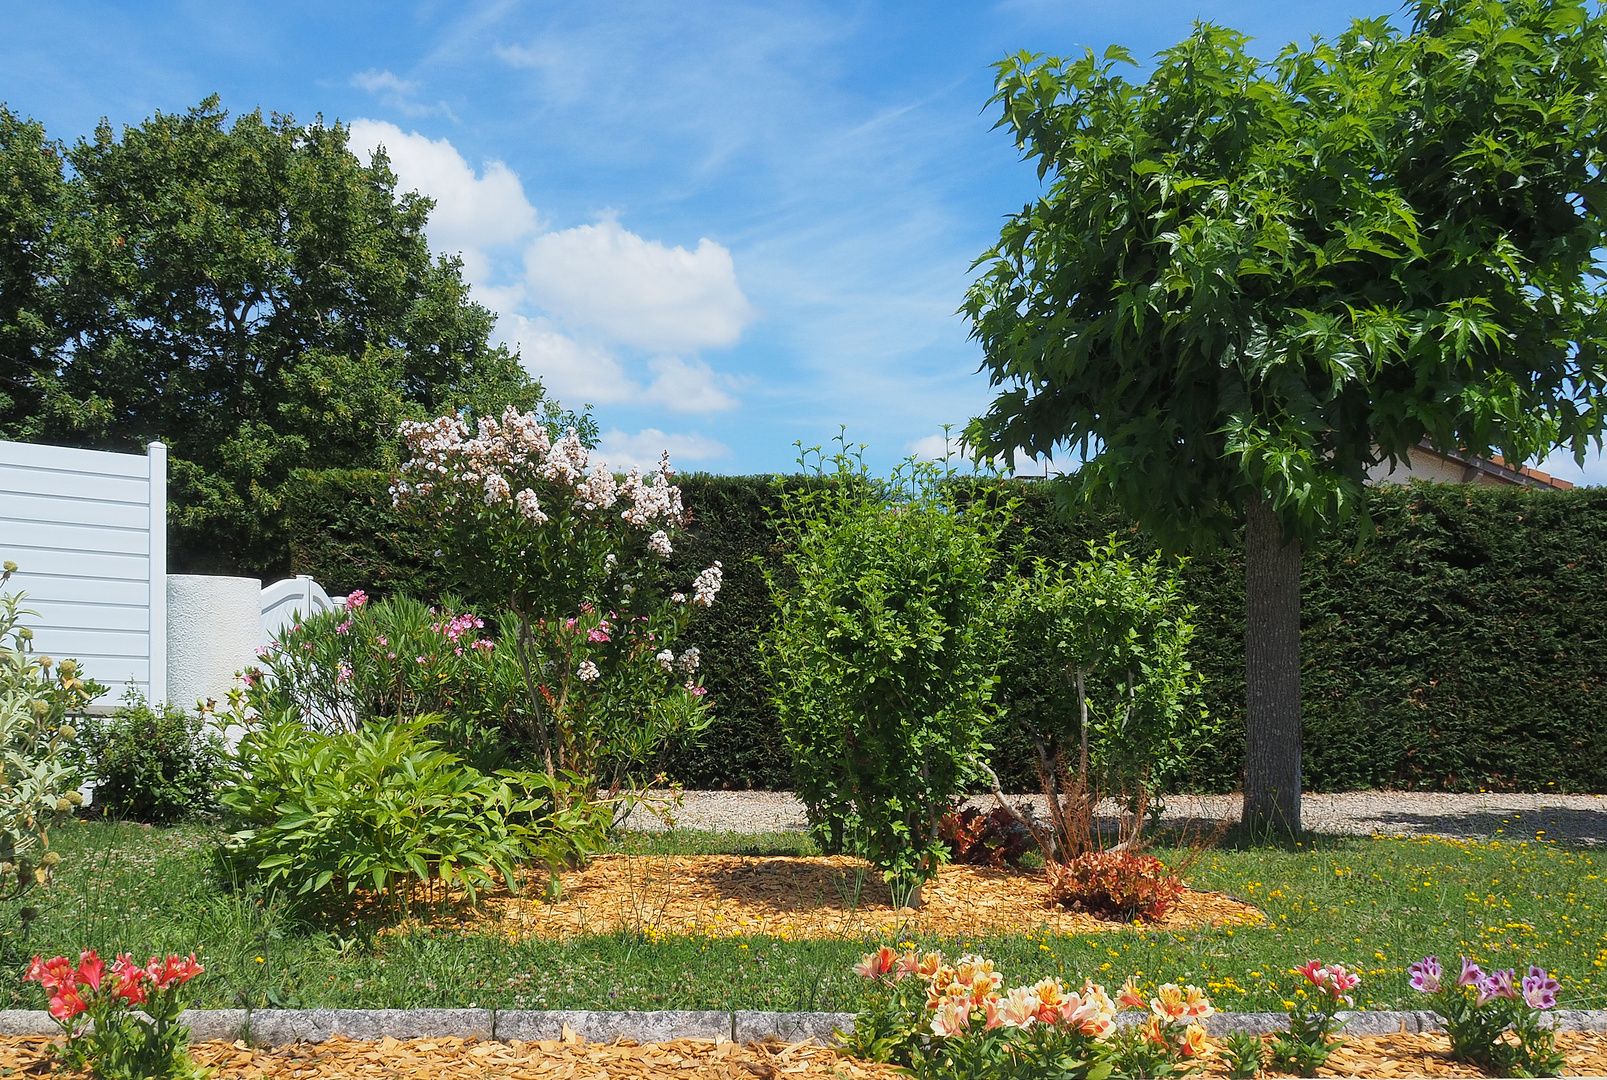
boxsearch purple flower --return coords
[1408,956,1442,994]
[1522,967,1559,1011]
[1475,970,1517,1007]
[1457,957,1484,988]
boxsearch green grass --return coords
[2,818,1603,1015]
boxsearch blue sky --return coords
[4,0,1603,485]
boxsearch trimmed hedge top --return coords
[282,470,1607,794]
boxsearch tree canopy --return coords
[0,96,575,577]
[964,0,1607,548]
[962,0,1607,831]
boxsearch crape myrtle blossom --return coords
[392,406,719,798]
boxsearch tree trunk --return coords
[1242,494,1302,835]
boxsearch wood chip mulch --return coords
[483,854,1262,940]
[0,1033,901,1079]
[4,1030,1607,1078]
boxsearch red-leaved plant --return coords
[26,949,206,1079]
[1044,850,1184,921]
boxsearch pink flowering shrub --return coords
[1409,954,1564,1076]
[391,409,720,796]
[845,946,1213,1080]
[245,592,525,768]
[26,948,205,1079]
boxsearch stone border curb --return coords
[0,1007,1602,1047]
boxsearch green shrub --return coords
[0,562,100,897]
[762,447,1014,894]
[246,592,530,771]
[77,690,227,824]
[220,715,604,910]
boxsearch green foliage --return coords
[273,469,1607,795]
[0,107,65,435]
[762,445,1014,891]
[392,412,716,796]
[0,96,582,579]
[1000,540,1210,801]
[220,715,603,909]
[0,563,97,897]
[246,592,529,771]
[77,690,227,825]
[963,0,1607,548]
[283,468,444,602]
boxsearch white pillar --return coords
[147,441,168,706]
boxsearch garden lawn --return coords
[2,820,1603,1016]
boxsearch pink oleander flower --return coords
[335,619,352,635]
[336,664,353,684]
[376,635,388,647]
[685,682,707,697]
[586,628,611,643]
[345,589,368,610]
[1409,956,1443,994]
[1522,966,1559,1010]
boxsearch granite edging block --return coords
[493,1009,734,1044]
[4,1007,1605,1047]
[733,1011,855,1045]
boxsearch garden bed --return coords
[7,1029,1607,1077]
[485,854,1263,940]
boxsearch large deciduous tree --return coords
[963,0,1607,832]
[0,96,560,578]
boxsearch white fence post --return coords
[147,441,167,706]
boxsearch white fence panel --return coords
[0,439,167,704]
[261,575,341,647]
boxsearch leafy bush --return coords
[1044,851,1183,921]
[0,562,100,897]
[245,591,529,770]
[763,446,1014,895]
[391,410,718,796]
[220,714,604,910]
[999,539,1209,815]
[937,806,1034,868]
[78,690,226,824]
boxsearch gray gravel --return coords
[619,790,1607,845]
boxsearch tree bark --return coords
[1242,494,1303,835]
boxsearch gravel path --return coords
[619,790,1607,845]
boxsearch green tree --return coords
[963,0,1607,832]
[0,106,66,437]
[3,96,563,578]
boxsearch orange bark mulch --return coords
[5,1030,1607,1078]
[482,854,1262,941]
[0,1034,899,1079]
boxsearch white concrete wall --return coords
[0,439,166,705]
[167,573,262,712]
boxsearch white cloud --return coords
[348,119,538,257]
[499,314,633,406]
[598,428,732,472]
[642,355,737,413]
[350,69,420,96]
[907,433,961,461]
[348,69,453,119]
[523,219,756,353]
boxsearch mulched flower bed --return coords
[485,854,1262,940]
[0,1034,897,1079]
[5,1030,1607,1078]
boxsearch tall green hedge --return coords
[282,470,1607,794]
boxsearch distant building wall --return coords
[0,439,167,705]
